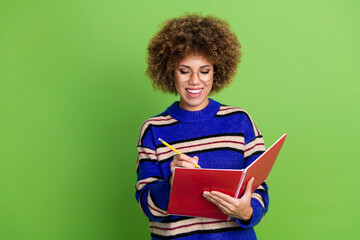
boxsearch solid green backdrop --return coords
[0,0,359,239]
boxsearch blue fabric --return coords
[135,99,269,239]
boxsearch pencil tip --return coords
[158,138,163,142]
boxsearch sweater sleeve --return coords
[135,123,171,222]
[235,114,269,228]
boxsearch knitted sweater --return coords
[135,99,269,240]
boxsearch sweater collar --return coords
[166,98,220,123]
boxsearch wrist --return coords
[239,206,253,221]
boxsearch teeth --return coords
[186,89,202,94]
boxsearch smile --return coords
[186,88,203,94]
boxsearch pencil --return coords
[158,138,201,168]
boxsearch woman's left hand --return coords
[203,177,255,221]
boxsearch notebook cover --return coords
[167,168,244,220]
[167,134,287,220]
[237,134,287,198]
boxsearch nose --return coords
[188,71,200,85]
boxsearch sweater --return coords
[135,99,269,240]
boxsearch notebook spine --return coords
[235,169,247,199]
[227,169,247,221]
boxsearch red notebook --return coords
[167,134,287,220]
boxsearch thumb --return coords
[245,177,254,196]
[192,156,199,164]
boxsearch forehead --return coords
[178,53,213,66]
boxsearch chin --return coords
[181,96,208,111]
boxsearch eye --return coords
[179,69,190,74]
[200,71,210,74]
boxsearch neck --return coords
[179,98,209,111]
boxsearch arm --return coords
[203,137,269,228]
[237,124,269,228]
[135,153,200,222]
[135,143,173,222]
[203,111,269,228]
[135,120,172,222]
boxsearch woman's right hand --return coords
[169,154,199,186]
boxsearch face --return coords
[174,53,214,111]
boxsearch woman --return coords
[135,14,268,239]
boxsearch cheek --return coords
[206,82,213,93]
[174,80,183,95]
[173,78,179,90]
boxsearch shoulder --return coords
[140,113,177,128]
[217,104,251,118]
[137,112,179,146]
[216,104,261,137]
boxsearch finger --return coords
[170,160,175,172]
[173,154,194,166]
[173,154,181,161]
[203,193,234,216]
[203,192,225,208]
[180,154,199,166]
[174,159,196,169]
[179,154,199,166]
[244,177,255,196]
[209,191,238,205]
[203,191,233,212]
[171,156,195,172]
[207,198,231,216]
[192,156,201,168]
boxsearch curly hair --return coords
[146,13,241,94]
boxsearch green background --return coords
[1,0,359,239]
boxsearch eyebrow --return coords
[179,64,212,68]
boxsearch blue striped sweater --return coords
[135,99,269,239]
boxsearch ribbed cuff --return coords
[235,198,265,228]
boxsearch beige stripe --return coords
[157,135,245,161]
[251,193,265,208]
[138,115,178,145]
[138,152,157,161]
[244,137,265,158]
[150,217,218,229]
[150,217,239,236]
[156,135,245,154]
[217,106,245,115]
[217,106,261,137]
[148,190,168,217]
[244,144,265,158]
[138,197,146,216]
[245,137,264,150]
[256,184,265,192]
[136,177,161,191]
[137,146,157,155]
[136,146,158,169]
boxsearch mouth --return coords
[186,88,203,94]
[185,88,203,98]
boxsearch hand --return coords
[203,177,255,221]
[169,154,199,186]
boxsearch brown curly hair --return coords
[146,13,241,94]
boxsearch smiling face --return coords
[174,53,214,111]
